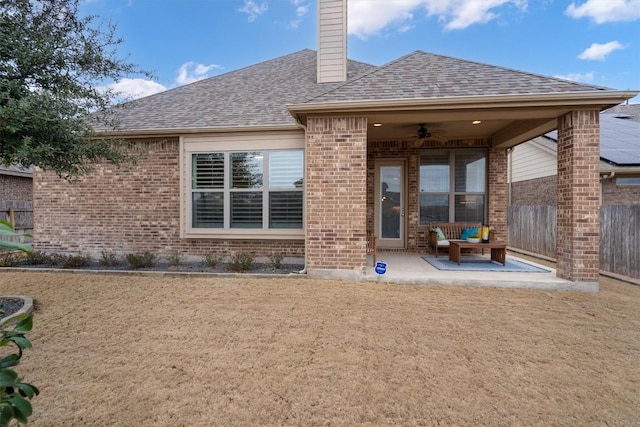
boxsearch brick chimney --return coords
[317,0,347,83]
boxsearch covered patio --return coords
[365,251,588,291]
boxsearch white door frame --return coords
[374,159,407,249]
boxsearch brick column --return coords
[305,116,368,280]
[487,147,508,241]
[556,110,600,286]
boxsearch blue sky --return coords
[82,0,640,103]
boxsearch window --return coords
[419,149,486,224]
[190,150,304,232]
[616,177,640,186]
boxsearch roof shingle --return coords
[104,49,615,132]
[308,51,610,103]
[107,49,375,131]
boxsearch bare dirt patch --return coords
[1,272,638,426]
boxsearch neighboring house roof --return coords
[599,114,640,166]
[0,164,33,178]
[533,109,640,173]
[306,51,609,104]
[603,104,640,122]
[106,49,376,132]
[104,49,616,134]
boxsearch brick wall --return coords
[601,177,640,205]
[556,110,600,283]
[33,138,304,258]
[0,175,32,202]
[487,147,508,242]
[305,116,367,272]
[510,176,557,205]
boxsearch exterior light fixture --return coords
[472,120,482,125]
[373,123,382,127]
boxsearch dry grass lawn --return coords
[1,271,639,426]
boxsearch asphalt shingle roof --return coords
[308,51,610,103]
[106,49,614,132]
[107,49,375,131]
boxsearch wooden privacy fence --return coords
[600,205,639,281]
[0,201,33,241]
[508,205,556,259]
[508,204,640,281]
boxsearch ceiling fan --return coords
[412,123,447,146]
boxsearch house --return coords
[33,0,638,287]
[509,104,640,205]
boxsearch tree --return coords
[0,0,151,178]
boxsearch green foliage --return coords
[227,253,254,273]
[0,314,39,427]
[167,252,184,267]
[125,252,156,269]
[202,254,222,269]
[99,251,120,267]
[0,222,37,427]
[269,253,283,270]
[0,221,31,253]
[0,0,152,179]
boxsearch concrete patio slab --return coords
[366,252,597,292]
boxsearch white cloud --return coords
[103,78,167,100]
[239,0,268,22]
[348,0,527,39]
[566,0,640,23]
[176,62,222,85]
[296,4,309,17]
[578,41,625,61]
[554,72,595,83]
[349,0,420,39]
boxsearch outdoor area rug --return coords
[422,256,551,273]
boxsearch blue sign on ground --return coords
[374,262,387,275]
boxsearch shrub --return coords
[61,254,92,269]
[0,253,21,267]
[269,253,283,269]
[24,251,52,265]
[125,252,157,269]
[51,253,71,266]
[0,220,38,426]
[0,313,40,427]
[167,252,184,267]
[227,252,254,272]
[202,254,222,269]
[99,251,120,267]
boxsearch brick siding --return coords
[33,138,304,258]
[0,175,32,202]
[487,147,508,242]
[305,116,368,271]
[556,110,600,283]
[510,176,557,205]
[601,177,640,205]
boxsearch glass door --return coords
[376,160,405,249]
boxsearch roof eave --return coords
[0,170,32,178]
[287,90,640,115]
[95,124,302,138]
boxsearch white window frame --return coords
[419,148,488,224]
[180,131,305,240]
